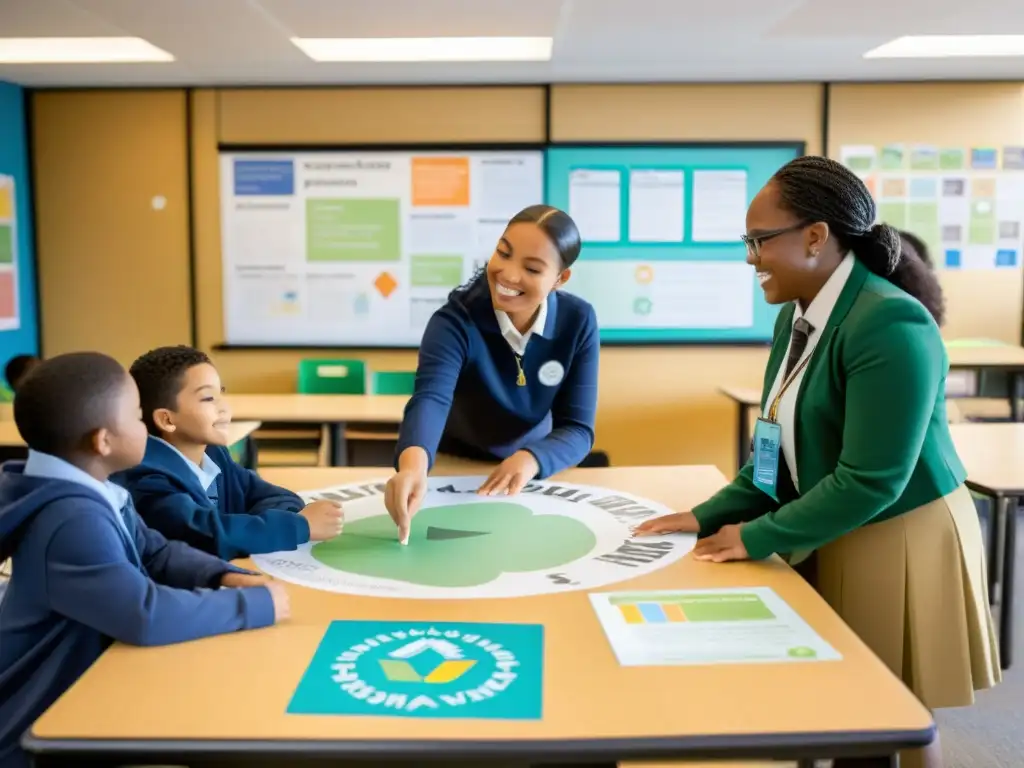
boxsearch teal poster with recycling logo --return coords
[288,620,544,720]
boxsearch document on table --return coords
[589,587,841,666]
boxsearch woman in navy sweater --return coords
[386,204,600,543]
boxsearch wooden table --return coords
[950,422,1024,670]
[947,344,1024,421]
[25,466,933,768]
[226,394,409,466]
[0,420,261,449]
[721,385,1007,471]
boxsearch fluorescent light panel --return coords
[292,36,553,63]
[865,35,1024,58]
[0,37,174,63]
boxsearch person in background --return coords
[0,352,287,768]
[2,355,40,401]
[384,204,599,544]
[115,346,343,561]
[635,156,997,768]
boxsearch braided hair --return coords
[772,156,945,326]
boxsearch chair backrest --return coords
[297,359,367,395]
[372,370,416,395]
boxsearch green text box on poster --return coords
[411,254,463,287]
[877,202,908,230]
[306,199,401,262]
[969,200,997,245]
[288,620,544,719]
[0,225,12,264]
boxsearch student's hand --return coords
[266,581,291,622]
[632,511,701,537]
[692,524,749,563]
[478,450,540,496]
[301,499,344,541]
[384,469,428,545]
[219,571,269,588]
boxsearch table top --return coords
[951,422,1024,497]
[719,386,762,407]
[0,420,261,449]
[28,465,933,763]
[226,393,408,423]
[947,344,1024,369]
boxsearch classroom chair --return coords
[346,370,416,465]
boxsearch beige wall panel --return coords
[218,87,546,145]
[550,84,823,154]
[828,83,1024,343]
[32,90,192,365]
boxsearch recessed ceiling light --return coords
[291,36,553,63]
[0,37,174,64]
[864,35,1024,58]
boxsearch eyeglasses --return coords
[741,222,809,258]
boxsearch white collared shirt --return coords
[495,299,547,356]
[153,437,222,493]
[23,449,132,532]
[762,253,855,492]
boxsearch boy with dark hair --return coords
[116,345,343,560]
[0,352,287,768]
[3,354,39,399]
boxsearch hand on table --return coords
[301,499,344,541]
[692,524,749,563]
[266,581,291,622]
[477,451,539,497]
[384,468,427,545]
[631,511,701,537]
[219,571,269,588]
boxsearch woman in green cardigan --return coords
[636,156,999,768]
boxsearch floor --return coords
[934,505,1024,768]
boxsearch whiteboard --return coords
[219,150,544,347]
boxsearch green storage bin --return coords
[372,370,416,395]
[297,359,366,395]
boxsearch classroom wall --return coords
[827,82,1024,343]
[28,81,1024,475]
[32,89,191,365]
[0,82,39,377]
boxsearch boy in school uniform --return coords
[0,352,288,768]
[115,346,343,561]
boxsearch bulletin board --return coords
[545,143,803,344]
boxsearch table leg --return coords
[329,422,347,467]
[999,495,1017,669]
[1010,372,1023,422]
[738,403,752,470]
[988,493,1002,603]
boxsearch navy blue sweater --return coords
[114,439,308,561]
[396,284,599,477]
[0,464,273,768]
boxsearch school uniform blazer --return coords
[692,257,967,560]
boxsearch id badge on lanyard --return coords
[752,355,811,501]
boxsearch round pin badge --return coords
[538,360,565,387]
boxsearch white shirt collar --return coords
[495,300,547,357]
[153,437,222,492]
[794,252,855,331]
[23,449,130,517]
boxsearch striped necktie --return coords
[784,317,815,378]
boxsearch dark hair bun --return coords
[863,223,902,276]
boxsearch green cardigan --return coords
[693,257,966,560]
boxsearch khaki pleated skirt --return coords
[806,483,1001,709]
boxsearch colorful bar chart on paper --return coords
[609,592,777,623]
[616,601,688,624]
